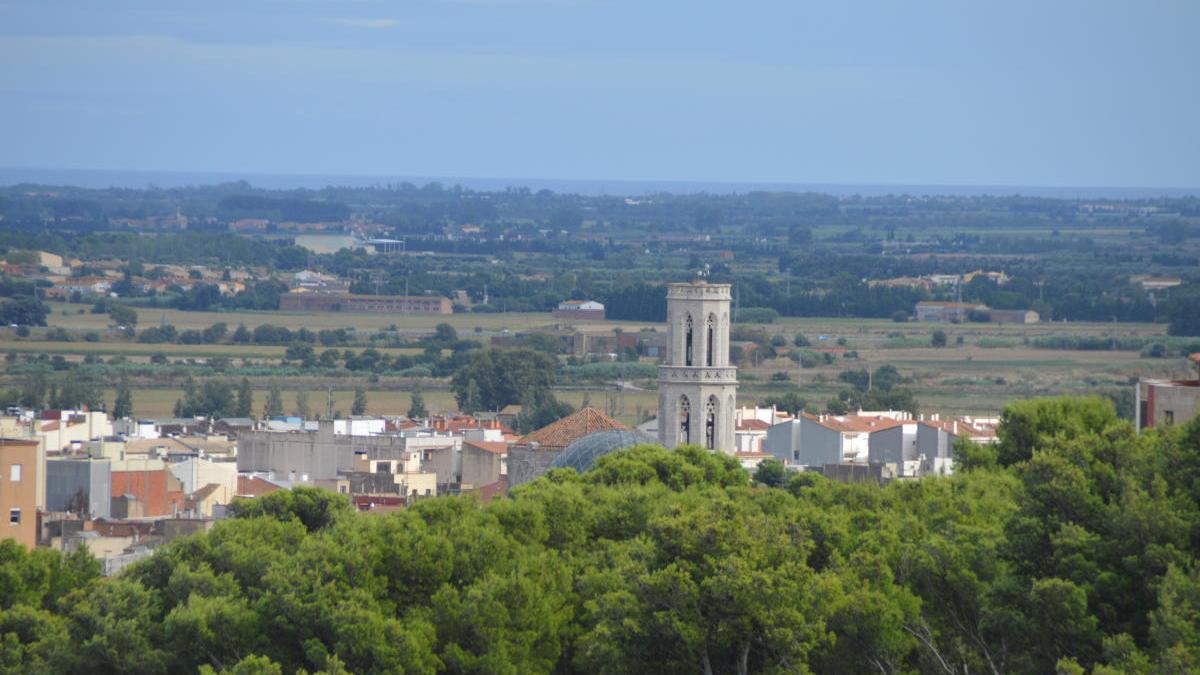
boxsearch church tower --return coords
[657,280,738,454]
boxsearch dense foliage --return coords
[1,397,1198,673]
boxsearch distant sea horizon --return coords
[1,166,1197,200]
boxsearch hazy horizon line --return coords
[2,166,1198,200]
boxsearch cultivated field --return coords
[17,304,1198,421]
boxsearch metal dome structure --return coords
[547,429,659,474]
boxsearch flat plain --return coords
[12,304,1194,422]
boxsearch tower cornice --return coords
[666,282,732,301]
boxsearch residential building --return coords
[110,459,186,518]
[168,457,237,503]
[765,413,908,467]
[734,419,770,453]
[1131,275,1183,291]
[238,420,457,494]
[1137,357,1200,431]
[987,309,1040,324]
[461,440,508,490]
[0,439,40,548]
[914,301,988,322]
[46,457,111,518]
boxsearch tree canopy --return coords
[451,348,558,412]
[1,398,1199,673]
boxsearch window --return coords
[706,315,715,366]
[705,396,717,450]
[679,395,691,445]
[9,509,19,525]
[684,315,694,366]
[1164,410,1175,425]
[8,464,20,482]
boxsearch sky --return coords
[0,0,1197,189]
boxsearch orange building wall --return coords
[0,439,40,548]
[111,469,185,518]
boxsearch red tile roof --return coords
[738,419,770,431]
[800,413,903,433]
[237,475,282,497]
[464,440,508,455]
[518,407,627,452]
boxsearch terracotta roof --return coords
[237,475,282,497]
[919,418,998,439]
[801,413,903,433]
[189,483,222,501]
[738,419,770,431]
[1189,353,1200,365]
[518,407,628,452]
[464,440,508,455]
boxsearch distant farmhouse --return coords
[915,301,1039,324]
[553,300,606,320]
[280,292,452,315]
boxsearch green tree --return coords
[51,371,104,410]
[0,297,49,327]
[228,486,351,532]
[931,329,948,348]
[235,377,253,418]
[351,386,367,416]
[294,390,309,420]
[753,458,787,487]
[264,383,284,419]
[232,323,252,344]
[761,391,806,415]
[515,391,573,434]
[451,348,557,412]
[175,379,237,418]
[434,322,458,343]
[461,378,482,415]
[113,371,133,418]
[407,382,428,419]
[995,396,1119,467]
[108,303,138,328]
[1167,293,1200,336]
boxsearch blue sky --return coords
[1,0,1197,188]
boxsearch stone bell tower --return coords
[657,280,738,454]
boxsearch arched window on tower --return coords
[705,314,715,366]
[684,315,694,366]
[679,395,691,445]
[705,396,717,449]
